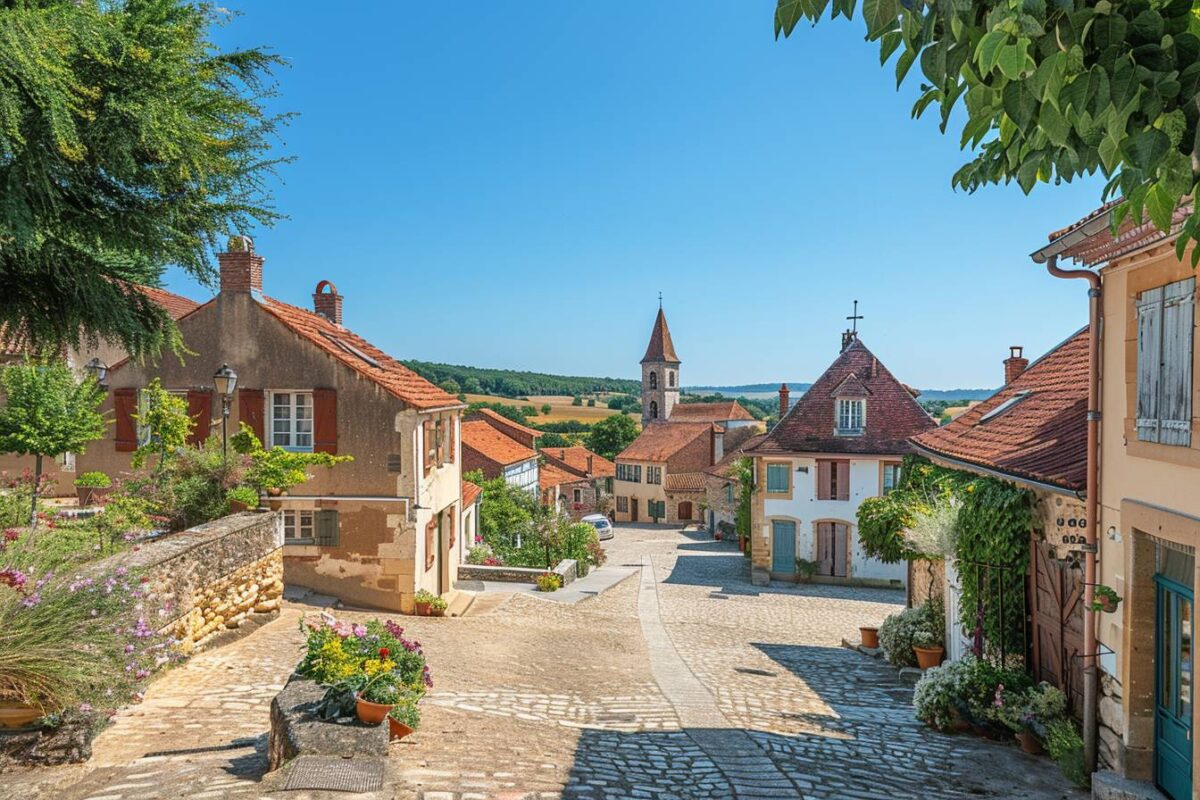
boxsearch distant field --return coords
[463,393,624,425]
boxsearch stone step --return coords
[445,590,474,618]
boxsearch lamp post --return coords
[84,357,108,387]
[212,364,238,461]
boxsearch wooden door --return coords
[678,501,693,520]
[630,498,639,522]
[772,520,797,574]
[1030,538,1085,715]
[1155,575,1194,800]
[816,522,849,577]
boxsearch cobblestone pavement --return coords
[7,524,1086,799]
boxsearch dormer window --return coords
[836,398,865,436]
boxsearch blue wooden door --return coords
[771,520,796,574]
[1155,575,1193,800]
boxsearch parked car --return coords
[581,513,614,541]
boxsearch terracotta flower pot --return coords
[388,717,414,741]
[0,703,44,729]
[355,695,394,725]
[1097,595,1120,613]
[913,645,945,669]
[1015,730,1045,755]
[431,607,445,618]
[229,499,250,514]
[414,601,431,617]
[75,486,111,507]
[859,626,879,649]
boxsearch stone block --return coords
[1100,692,1124,732]
[1090,769,1168,800]
[267,676,388,772]
[750,567,769,587]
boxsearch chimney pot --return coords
[1004,345,1029,385]
[218,236,264,295]
[778,383,791,419]
[313,280,343,325]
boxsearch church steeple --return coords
[640,304,680,425]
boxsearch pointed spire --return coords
[641,307,680,363]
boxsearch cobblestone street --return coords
[8,524,1085,799]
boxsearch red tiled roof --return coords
[641,308,680,363]
[540,446,615,479]
[617,422,713,464]
[259,297,462,411]
[751,338,936,456]
[911,328,1089,493]
[461,419,537,467]
[538,463,585,492]
[664,472,706,492]
[461,480,483,508]
[468,408,541,448]
[669,401,755,422]
[1048,199,1192,267]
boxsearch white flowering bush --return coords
[878,597,943,666]
[912,658,972,730]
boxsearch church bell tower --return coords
[640,303,680,426]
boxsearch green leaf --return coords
[1039,102,1071,146]
[1145,184,1176,232]
[775,0,806,37]
[863,0,900,38]
[1002,82,1037,131]
[976,30,1007,74]
[879,31,903,64]
[1098,133,1122,173]
[1121,128,1170,171]
[996,41,1029,80]
[895,47,918,87]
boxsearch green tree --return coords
[536,431,576,449]
[463,469,538,548]
[774,0,1200,260]
[587,414,639,460]
[540,403,552,416]
[439,378,461,395]
[571,395,583,407]
[131,379,193,473]
[0,361,106,526]
[462,377,483,394]
[0,0,289,358]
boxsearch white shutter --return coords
[1160,278,1195,447]
[1136,286,1164,442]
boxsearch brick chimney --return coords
[313,280,343,325]
[1004,346,1029,385]
[218,235,264,295]
[586,454,594,475]
[778,384,790,418]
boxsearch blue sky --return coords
[165,1,1105,389]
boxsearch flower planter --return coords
[1096,595,1120,614]
[912,645,944,670]
[431,607,445,618]
[229,499,250,514]
[355,694,394,725]
[413,601,431,617]
[0,702,43,729]
[1015,730,1045,755]
[859,626,879,649]
[75,486,111,507]
[388,717,414,741]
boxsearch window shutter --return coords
[1159,278,1195,447]
[315,509,339,547]
[1136,286,1165,442]
[186,390,213,446]
[313,387,338,454]
[425,518,437,570]
[448,417,456,464]
[816,460,832,500]
[836,460,850,501]
[238,388,266,444]
[114,388,138,452]
[423,420,433,476]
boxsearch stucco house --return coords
[460,408,540,494]
[537,445,615,519]
[747,334,935,585]
[614,421,720,524]
[78,237,466,613]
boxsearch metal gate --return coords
[1029,537,1085,715]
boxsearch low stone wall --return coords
[457,560,578,587]
[553,558,578,585]
[87,511,283,653]
[267,676,388,772]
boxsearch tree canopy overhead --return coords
[0,0,289,358]
[775,0,1200,260]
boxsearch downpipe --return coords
[1044,254,1101,775]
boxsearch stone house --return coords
[1031,203,1199,800]
[461,408,540,494]
[537,446,615,520]
[703,433,767,536]
[748,335,935,585]
[77,237,466,613]
[614,421,720,524]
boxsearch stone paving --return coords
[5,524,1086,799]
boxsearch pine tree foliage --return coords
[0,0,289,357]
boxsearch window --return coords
[766,463,790,493]
[882,462,902,494]
[137,388,187,446]
[1136,277,1195,446]
[648,372,658,389]
[617,463,642,483]
[271,391,313,451]
[817,459,850,501]
[836,398,865,435]
[649,500,666,519]
[650,401,658,420]
[616,495,629,512]
[283,509,314,542]
[668,371,675,388]
[646,466,662,485]
[724,483,734,503]
[573,488,583,503]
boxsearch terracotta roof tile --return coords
[461,480,483,508]
[751,338,936,456]
[911,327,1089,493]
[664,472,706,492]
[540,446,615,479]
[467,408,541,448]
[259,297,462,411]
[617,421,713,464]
[670,401,755,422]
[1049,199,1192,267]
[461,419,537,467]
[641,308,680,363]
[539,463,584,491]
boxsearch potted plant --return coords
[911,599,945,669]
[794,558,819,584]
[429,596,448,617]
[413,589,436,616]
[388,693,422,741]
[996,682,1067,755]
[859,625,880,649]
[1090,585,1122,614]
[355,671,401,725]
[233,423,352,509]
[73,471,112,507]
[226,486,260,514]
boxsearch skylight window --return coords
[980,390,1033,423]
[321,332,381,368]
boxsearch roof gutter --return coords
[908,442,1085,500]
[1030,211,1114,264]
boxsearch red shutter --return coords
[423,420,433,475]
[313,388,338,454]
[816,460,831,501]
[238,388,265,444]
[836,460,850,501]
[114,388,138,452]
[186,390,212,446]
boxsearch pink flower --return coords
[78,703,92,713]
[331,620,352,638]
[351,623,367,638]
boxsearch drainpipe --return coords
[1039,252,1102,776]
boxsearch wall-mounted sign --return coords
[1041,494,1088,547]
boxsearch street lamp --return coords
[213,364,238,460]
[84,357,108,387]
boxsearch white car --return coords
[581,514,614,541]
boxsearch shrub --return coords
[74,472,111,489]
[0,471,55,529]
[1044,718,1088,788]
[429,596,447,612]
[536,572,562,592]
[571,396,583,406]
[912,655,1032,731]
[995,681,1068,736]
[795,558,818,579]
[232,423,353,494]
[586,398,596,407]
[466,544,502,566]
[878,601,943,667]
[226,486,259,508]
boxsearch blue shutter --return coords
[1159,278,1195,447]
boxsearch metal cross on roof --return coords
[658,291,663,309]
[847,299,863,334]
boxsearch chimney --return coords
[586,454,594,475]
[313,280,343,325]
[218,235,264,295]
[778,384,790,418]
[1004,346,1029,385]
[713,427,725,464]
[841,329,857,351]
[560,449,566,460]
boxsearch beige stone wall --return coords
[613,460,667,523]
[907,559,945,608]
[169,548,282,653]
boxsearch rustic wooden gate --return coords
[1029,537,1085,715]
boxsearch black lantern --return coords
[84,357,108,387]
[213,364,238,460]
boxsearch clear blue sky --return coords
[165,1,1105,390]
